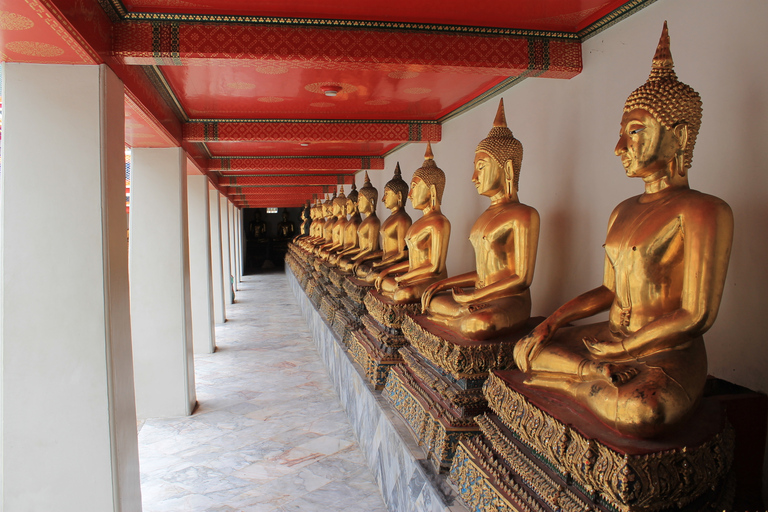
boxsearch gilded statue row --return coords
[294,23,733,441]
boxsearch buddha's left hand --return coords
[451,287,474,304]
[582,335,626,359]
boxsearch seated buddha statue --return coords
[277,210,296,239]
[420,100,539,341]
[317,188,348,261]
[339,172,381,273]
[297,201,320,249]
[295,202,311,240]
[311,193,337,256]
[330,182,362,266]
[354,164,412,282]
[513,23,734,439]
[375,143,451,303]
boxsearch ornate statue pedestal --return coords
[384,315,541,472]
[449,370,736,512]
[318,264,345,326]
[329,275,372,349]
[349,290,419,389]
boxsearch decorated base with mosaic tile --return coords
[342,275,374,305]
[402,314,543,380]
[449,370,736,512]
[287,265,468,512]
[384,361,481,473]
[389,315,541,471]
[349,315,407,389]
[364,290,420,330]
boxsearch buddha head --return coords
[474,99,523,198]
[619,22,701,179]
[358,171,378,214]
[383,162,409,210]
[346,181,359,216]
[409,142,446,210]
[333,186,347,217]
[323,193,334,218]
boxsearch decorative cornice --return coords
[184,121,441,143]
[103,0,657,43]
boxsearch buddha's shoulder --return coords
[495,201,539,221]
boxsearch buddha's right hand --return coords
[513,321,554,372]
[421,282,443,313]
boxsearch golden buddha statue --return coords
[320,187,348,257]
[513,23,734,439]
[420,100,539,341]
[312,192,338,255]
[299,202,311,237]
[330,182,362,266]
[375,143,451,303]
[339,172,381,273]
[354,163,412,282]
[297,201,320,249]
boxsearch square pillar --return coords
[209,189,226,323]
[234,207,243,284]
[187,174,216,353]
[228,201,239,289]
[129,147,196,418]
[220,195,234,304]
[0,63,141,511]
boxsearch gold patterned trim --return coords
[342,277,372,304]
[449,439,540,512]
[399,347,485,412]
[402,315,517,380]
[484,373,735,512]
[360,315,407,350]
[349,329,396,389]
[385,365,479,470]
[364,292,419,329]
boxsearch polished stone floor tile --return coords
[138,270,388,512]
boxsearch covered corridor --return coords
[137,270,388,511]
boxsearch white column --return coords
[228,202,239,289]
[0,63,141,511]
[209,189,226,323]
[234,207,243,283]
[220,195,234,304]
[187,175,216,353]
[129,147,196,418]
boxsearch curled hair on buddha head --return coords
[624,21,702,176]
[384,162,409,207]
[333,186,347,208]
[412,142,446,205]
[359,171,379,204]
[476,98,523,193]
[346,180,358,204]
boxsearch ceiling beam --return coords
[209,157,384,172]
[230,186,328,196]
[184,121,440,143]
[219,175,354,187]
[113,22,581,78]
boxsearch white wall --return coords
[373,0,768,398]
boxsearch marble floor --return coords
[137,269,389,512]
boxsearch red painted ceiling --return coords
[0,0,646,207]
[120,0,630,32]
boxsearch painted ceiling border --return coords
[99,0,657,41]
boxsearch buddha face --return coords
[333,202,344,217]
[408,177,430,210]
[615,109,679,182]
[346,198,358,215]
[382,188,401,210]
[472,151,503,197]
[358,193,372,214]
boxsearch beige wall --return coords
[371,0,768,398]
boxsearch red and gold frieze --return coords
[184,121,441,143]
[113,22,582,78]
[208,157,384,172]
